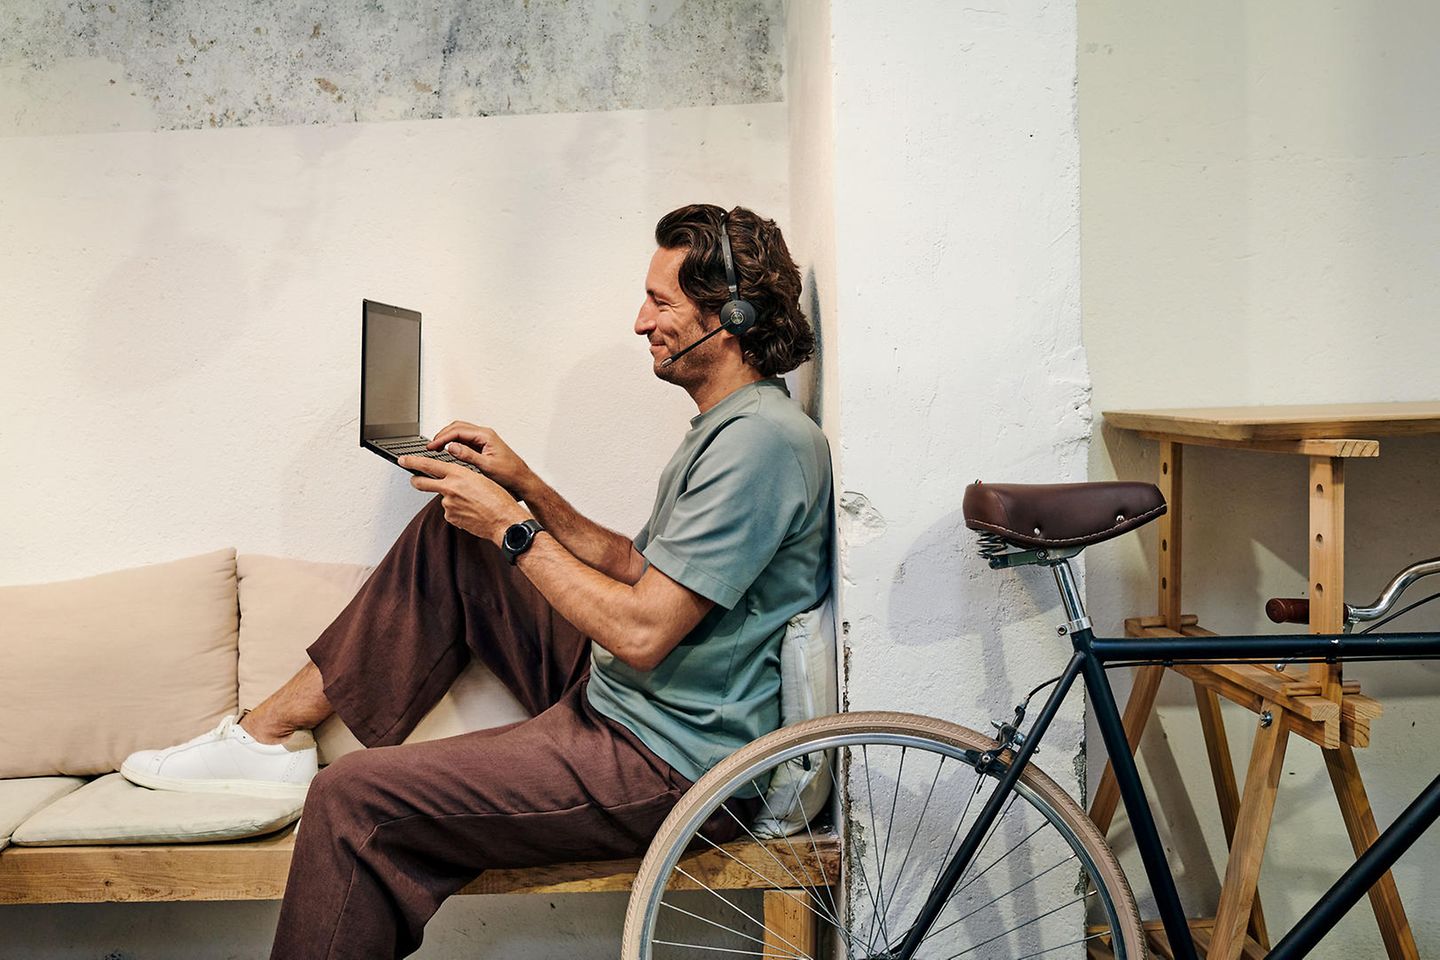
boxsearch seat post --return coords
[1050,558,1087,625]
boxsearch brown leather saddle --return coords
[963,480,1167,550]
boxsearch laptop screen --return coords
[362,300,421,441]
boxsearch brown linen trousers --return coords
[271,496,746,959]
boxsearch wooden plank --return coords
[1103,402,1440,442]
[1192,683,1268,948]
[763,889,818,959]
[1139,433,1380,459]
[1089,663,1165,834]
[1129,613,1199,630]
[1158,441,1184,628]
[0,831,841,904]
[1208,706,1289,960]
[1308,457,1345,700]
[1123,622,1344,748]
[1323,746,1419,960]
[1143,917,1266,960]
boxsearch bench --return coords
[0,826,840,953]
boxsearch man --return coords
[119,204,834,959]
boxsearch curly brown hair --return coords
[654,204,814,377]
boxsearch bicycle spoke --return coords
[688,830,845,933]
[906,793,1021,955]
[659,900,810,960]
[937,890,1092,960]
[859,743,896,951]
[652,939,812,959]
[671,865,818,960]
[1010,931,1107,959]
[749,771,838,926]
[789,754,846,927]
[829,756,887,952]
[921,853,1078,944]
[880,753,945,925]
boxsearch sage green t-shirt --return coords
[586,378,833,783]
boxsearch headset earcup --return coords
[722,299,758,336]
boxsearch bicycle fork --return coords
[888,558,1201,960]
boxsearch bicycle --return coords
[620,479,1440,959]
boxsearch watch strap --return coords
[502,519,544,565]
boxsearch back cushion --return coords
[236,554,530,764]
[0,549,239,778]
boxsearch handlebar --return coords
[1265,597,1311,625]
[1264,556,1440,631]
[1348,556,1440,626]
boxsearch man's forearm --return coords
[518,477,646,584]
[513,535,672,670]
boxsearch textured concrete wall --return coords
[1081,1,1440,954]
[0,0,783,136]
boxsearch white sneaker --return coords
[120,714,318,802]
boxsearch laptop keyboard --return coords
[373,437,482,473]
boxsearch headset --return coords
[660,211,758,367]
[716,213,758,337]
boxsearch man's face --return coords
[636,246,714,384]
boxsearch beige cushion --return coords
[753,600,838,839]
[0,549,239,778]
[0,777,87,851]
[237,555,530,765]
[10,773,299,845]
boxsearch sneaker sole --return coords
[120,762,311,802]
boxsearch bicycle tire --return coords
[623,711,1146,959]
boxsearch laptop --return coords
[360,299,481,477]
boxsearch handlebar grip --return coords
[1265,597,1310,624]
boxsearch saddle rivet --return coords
[1116,513,1125,523]
[1033,526,1042,535]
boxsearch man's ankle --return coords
[239,710,298,746]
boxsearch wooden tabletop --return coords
[1103,402,1440,442]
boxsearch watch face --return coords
[504,525,528,550]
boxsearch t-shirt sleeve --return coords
[641,417,807,609]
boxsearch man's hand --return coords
[401,454,530,543]
[427,422,534,498]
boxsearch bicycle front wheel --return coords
[623,712,1144,960]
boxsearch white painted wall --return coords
[784,0,1087,950]
[0,102,787,958]
[1081,1,1440,954]
[827,0,1085,787]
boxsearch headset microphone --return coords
[661,212,758,368]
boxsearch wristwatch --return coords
[501,519,545,565]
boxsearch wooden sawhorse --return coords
[1093,402,1440,960]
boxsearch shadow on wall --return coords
[787,264,824,425]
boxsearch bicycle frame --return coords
[889,558,1440,960]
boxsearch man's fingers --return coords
[443,442,481,464]
[429,423,492,450]
[409,474,445,493]
[398,455,455,479]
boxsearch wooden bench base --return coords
[0,826,840,952]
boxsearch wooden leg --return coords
[764,889,818,959]
[1193,683,1268,948]
[1158,441,1184,627]
[1090,664,1166,833]
[1307,456,1345,699]
[1208,706,1289,960]
[1323,745,1419,960]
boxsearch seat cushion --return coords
[753,600,837,839]
[0,777,87,852]
[0,549,239,778]
[237,554,529,765]
[10,773,301,846]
